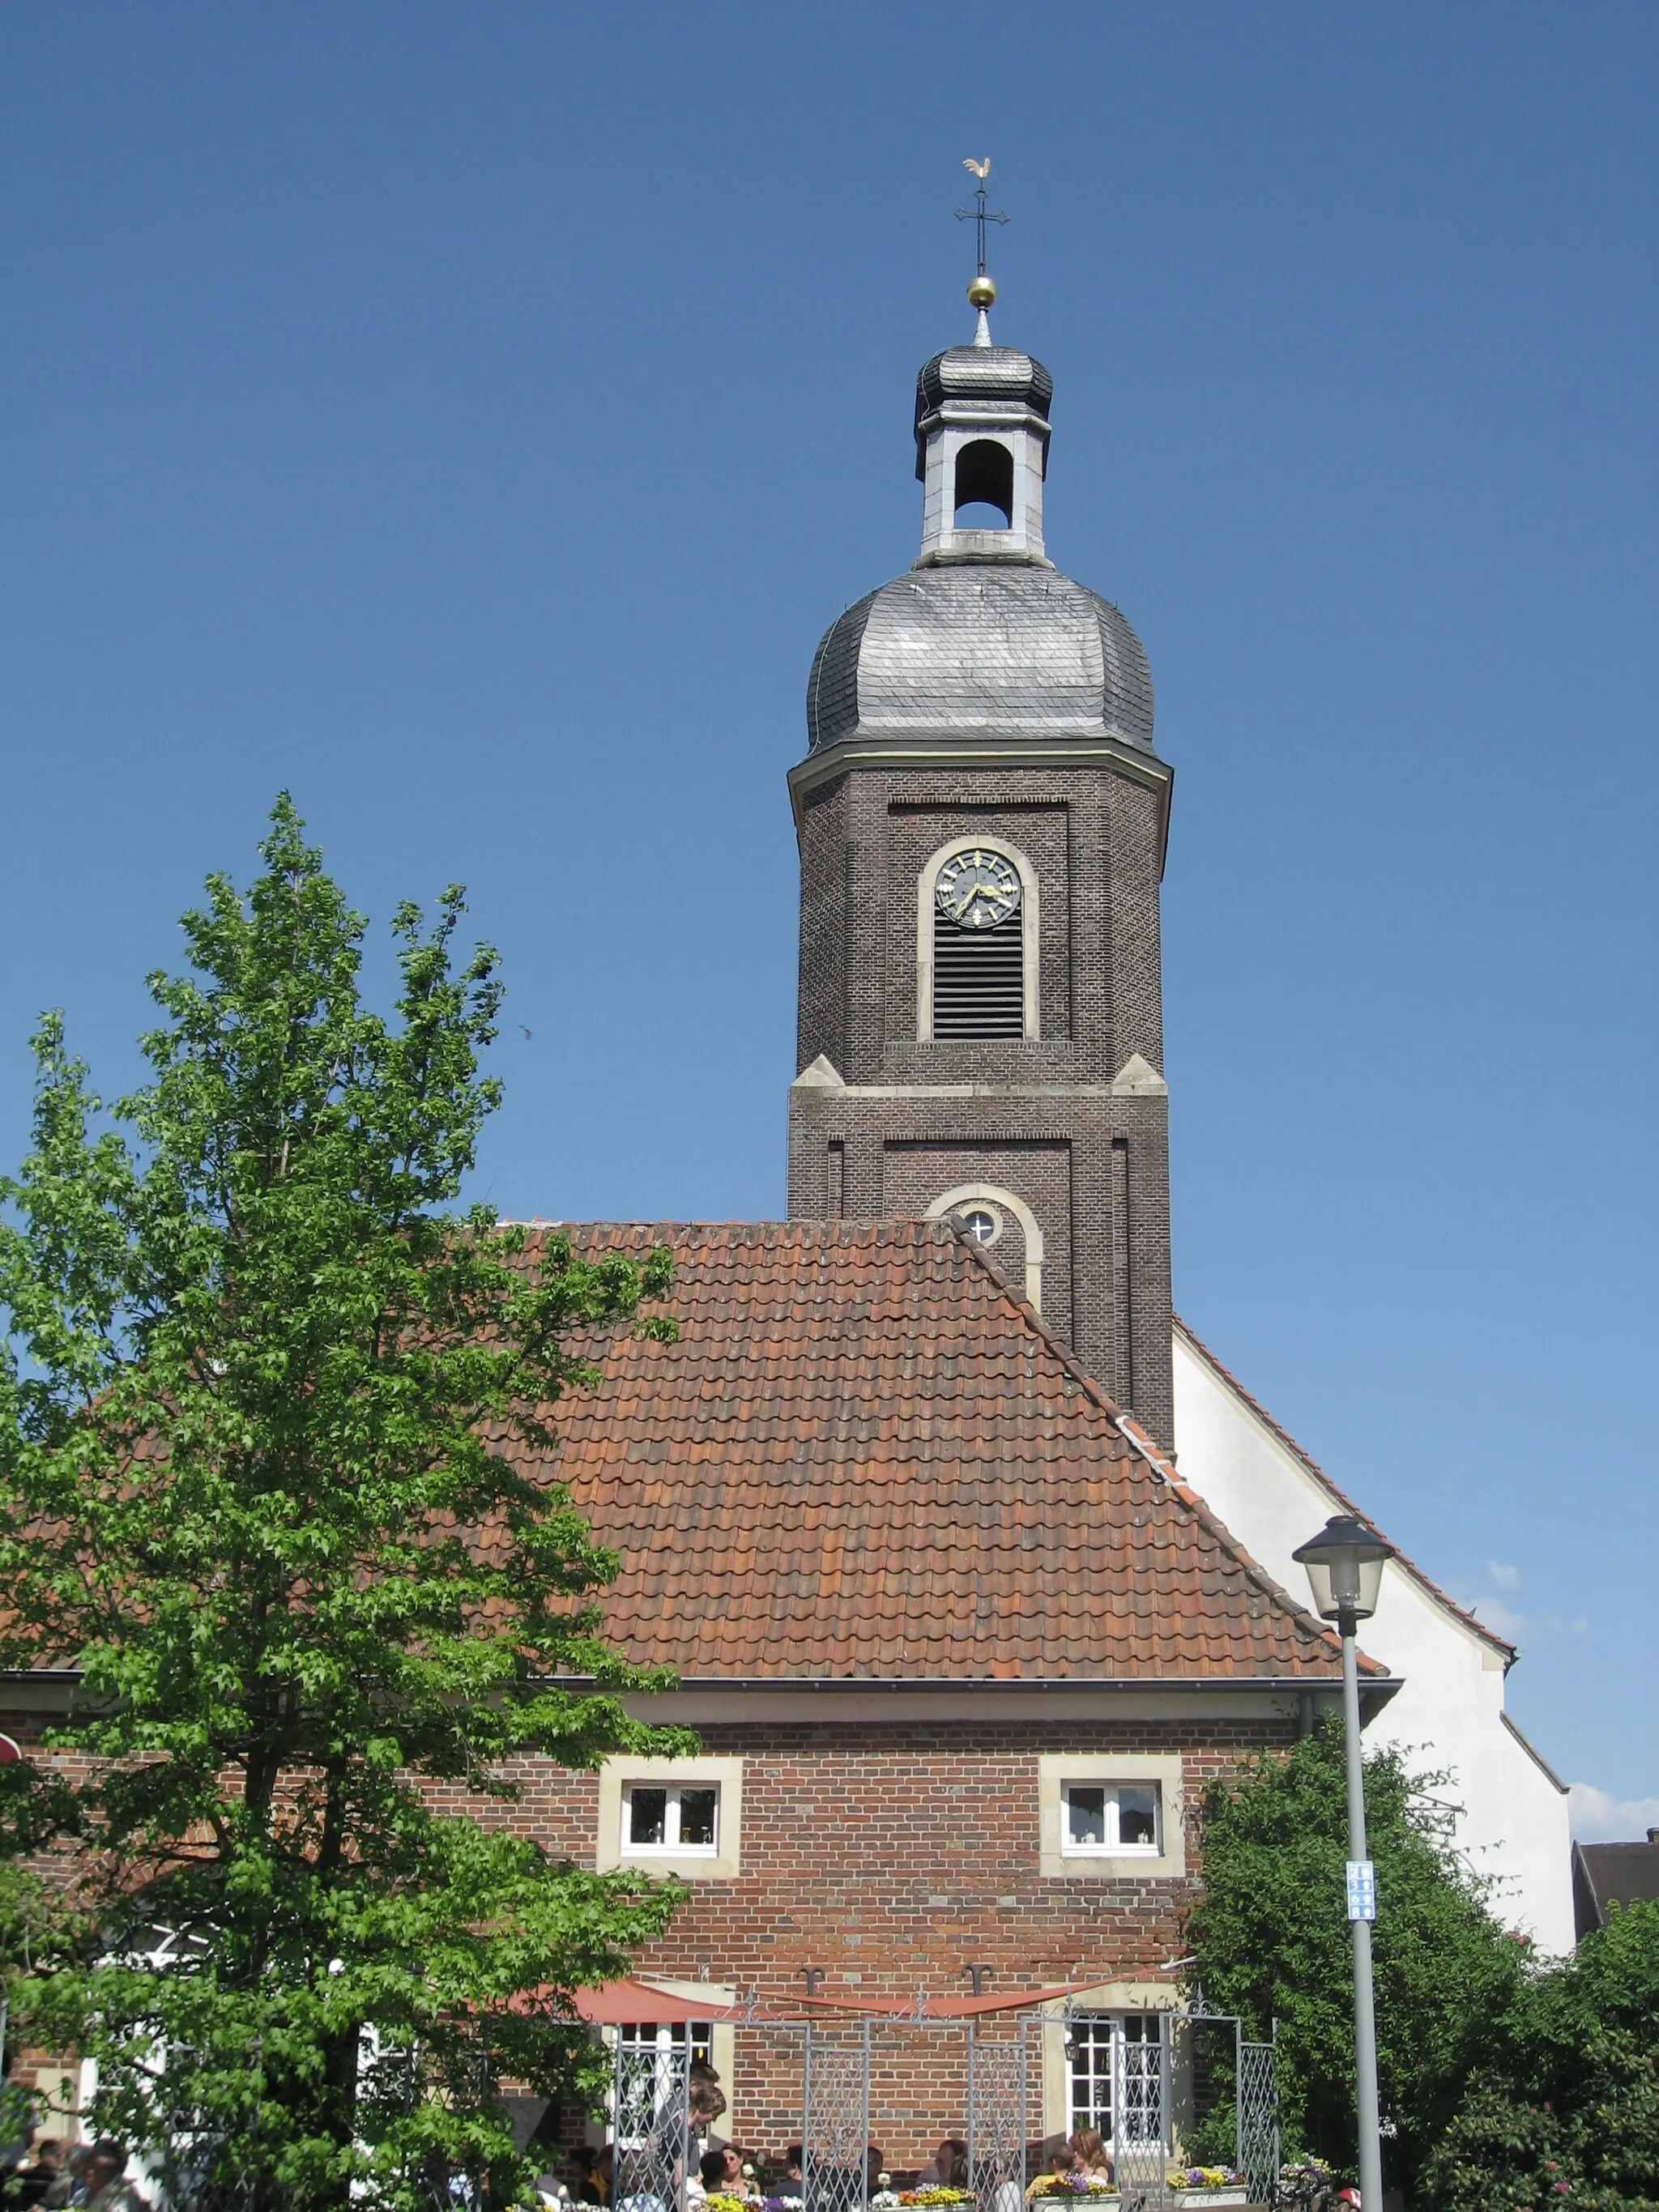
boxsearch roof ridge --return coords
[943,1233,1361,1669]
[509,1218,938,1246]
[1171,1312,1514,1661]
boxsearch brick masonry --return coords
[0,1702,1294,2162]
[787,761,1175,1443]
[463,1712,1287,2158]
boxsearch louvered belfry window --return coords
[930,846,1028,1040]
[932,909,1025,1037]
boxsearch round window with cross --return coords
[956,1204,1001,1247]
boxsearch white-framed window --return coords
[612,2021,717,2156]
[1061,1781,1161,1856]
[1038,1754,1183,1879]
[1068,2014,1166,2148]
[624,1783,719,1856]
[597,1756,744,1881]
[617,2019,715,2068]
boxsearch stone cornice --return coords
[788,736,1174,872]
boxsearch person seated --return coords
[1026,2147,1077,2201]
[12,2138,66,2207]
[1068,2131,1111,2180]
[698,2145,745,2198]
[918,2139,969,2189]
[584,2143,615,2205]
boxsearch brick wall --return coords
[793,765,1166,1086]
[0,1704,1289,2164]
[787,761,1175,1443]
[468,1714,1289,2161]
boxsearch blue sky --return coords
[2,4,1653,1819]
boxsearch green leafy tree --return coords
[1422,1899,1659,2211]
[1185,1724,1527,2195]
[0,799,689,2210]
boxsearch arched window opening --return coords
[953,438,1014,529]
[932,910,1024,1037]
[925,1183,1044,1311]
[918,837,1039,1043]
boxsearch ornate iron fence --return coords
[802,2017,871,2212]
[966,2019,1030,2212]
[1235,2035,1279,2208]
[612,2029,690,2212]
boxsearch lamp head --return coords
[1291,1514,1396,1624]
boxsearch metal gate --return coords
[613,2030,690,2212]
[966,2018,1030,2212]
[802,2018,871,2212]
[1235,2034,1279,2208]
[1110,2018,1171,2211]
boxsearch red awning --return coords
[528,1977,1117,2027]
[921,1983,1081,2017]
[571,1978,731,2025]
[797,1983,1082,2019]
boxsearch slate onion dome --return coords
[805,281,1156,761]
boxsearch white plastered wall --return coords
[1170,1327,1575,1955]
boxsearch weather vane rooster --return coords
[956,157,1008,318]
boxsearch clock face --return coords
[936,849,1021,931]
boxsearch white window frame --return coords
[1037,1753,1185,1879]
[597,1755,744,1882]
[916,834,1042,1042]
[623,1781,720,1857]
[1067,2012,1169,2150]
[1060,1780,1162,1858]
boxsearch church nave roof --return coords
[484,1218,1375,1690]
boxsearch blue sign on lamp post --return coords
[1346,1859,1377,1923]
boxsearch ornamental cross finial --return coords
[956,158,1009,278]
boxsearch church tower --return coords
[787,272,1176,1443]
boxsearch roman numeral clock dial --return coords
[936,850,1021,929]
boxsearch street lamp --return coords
[1292,1515,1397,2212]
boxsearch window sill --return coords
[616,1850,741,1882]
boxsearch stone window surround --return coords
[924,1182,1044,1312]
[1036,1751,1186,1880]
[915,833,1042,1043]
[596,1754,744,1882]
[1036,1982,1183,2139]
[589,1986,739,2148]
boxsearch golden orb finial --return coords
[967,273,996,310]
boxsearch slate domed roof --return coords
[806,564,1155,756]
[913,343,1055,472]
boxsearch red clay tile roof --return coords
[505,1221,1358,1685]
[1171,1315,1514,1663]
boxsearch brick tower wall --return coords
[788,762,1174,1442]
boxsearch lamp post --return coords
[1291,1514,1397,2212]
